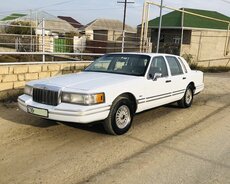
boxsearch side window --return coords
[149,56,168,78]
[166,56,183,76]
[178,57,188,73]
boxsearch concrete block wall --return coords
[181,29,230,66]
[0,62,91,101]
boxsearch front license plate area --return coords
[27,106,48,117]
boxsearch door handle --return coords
[165,80,171,83]
[182,77,186,80]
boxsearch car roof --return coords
[106,52,180,58]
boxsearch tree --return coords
[5,21,35,35]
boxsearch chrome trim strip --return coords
[146,95,172,103]
[173,89,186,93]
[172,92,185,96]
[50,108,110,116]
[137,98,145,101]
[138,89,186,104]
[138,101,146,104]
[146,92,171,100]
[54,105,111,113]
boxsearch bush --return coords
[196,66,230,73]
[182,53,198,69]
[5,21,35,35]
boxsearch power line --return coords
[220,0,230,4]
[46,5,142,12]
[36,0,79,10]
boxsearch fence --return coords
[0,12,144,63]
[1,6,230,66]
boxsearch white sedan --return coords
[18,53,204,135]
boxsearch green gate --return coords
[54,38,73,53]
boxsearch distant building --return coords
[139,8,230,66]
[1,13,27,21]
[82,18,136,40]
[58,16,83,29]
[81,18,138,53]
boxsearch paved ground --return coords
[0,73,229,184]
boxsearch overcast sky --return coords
[0,0,230,26]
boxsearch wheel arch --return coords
[188,81,196,93]
[113,92,137,114]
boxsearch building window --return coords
[182,30,192,45]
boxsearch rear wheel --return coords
[103,96,134,135]
[178,85,194,108]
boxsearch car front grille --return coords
[33,88,59,106]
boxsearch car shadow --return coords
[0,100,196,134]
[61,121,107,135]
[0,102,107,133]
[164,102,181,109]
[0,103,58,128]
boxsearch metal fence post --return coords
[121,31,125,52]
[156,0,163,53]
[42,18,45,62]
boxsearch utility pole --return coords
[117,0,134,52]
[156,0,163,53]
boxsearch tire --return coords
[178,85,194,108]
[103,96,134,135]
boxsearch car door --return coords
[165,56,187,102]
[138,56,173,112]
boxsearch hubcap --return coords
[185,89,193,104]
[115,105,131,129]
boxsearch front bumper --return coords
[18,94,110,124]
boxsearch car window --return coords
[178,57,188,73]
[149,56,168,78]
[85,54,151,76]
[166,56,183,76]
[88,58,111,71]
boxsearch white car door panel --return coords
[165,56,187,102]
[137,56,173,112]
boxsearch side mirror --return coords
[149,72,162,80]
[153,73,162,80]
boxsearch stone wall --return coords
[0,61,91,101]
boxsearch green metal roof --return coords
[1,13,27,21]
[148,8,230,30]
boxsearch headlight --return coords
[24,85,33,96]
[61,92,105,105]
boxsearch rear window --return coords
[178,57,188,73]
[166,56,183,76]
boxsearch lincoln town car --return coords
[18,53,204,135]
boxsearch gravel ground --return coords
[0,73,229,184]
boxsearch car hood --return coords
[29,71,138,91]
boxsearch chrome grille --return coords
[33,88,59,106]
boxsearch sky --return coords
[0,0,230,27]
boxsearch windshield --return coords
[84,54,151,76]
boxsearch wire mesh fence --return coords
[0,11,144,63]
[1,4,230,67]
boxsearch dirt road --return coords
[0,73,230,184]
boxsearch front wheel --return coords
[178,85,194,108]
[103,97,134,135]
